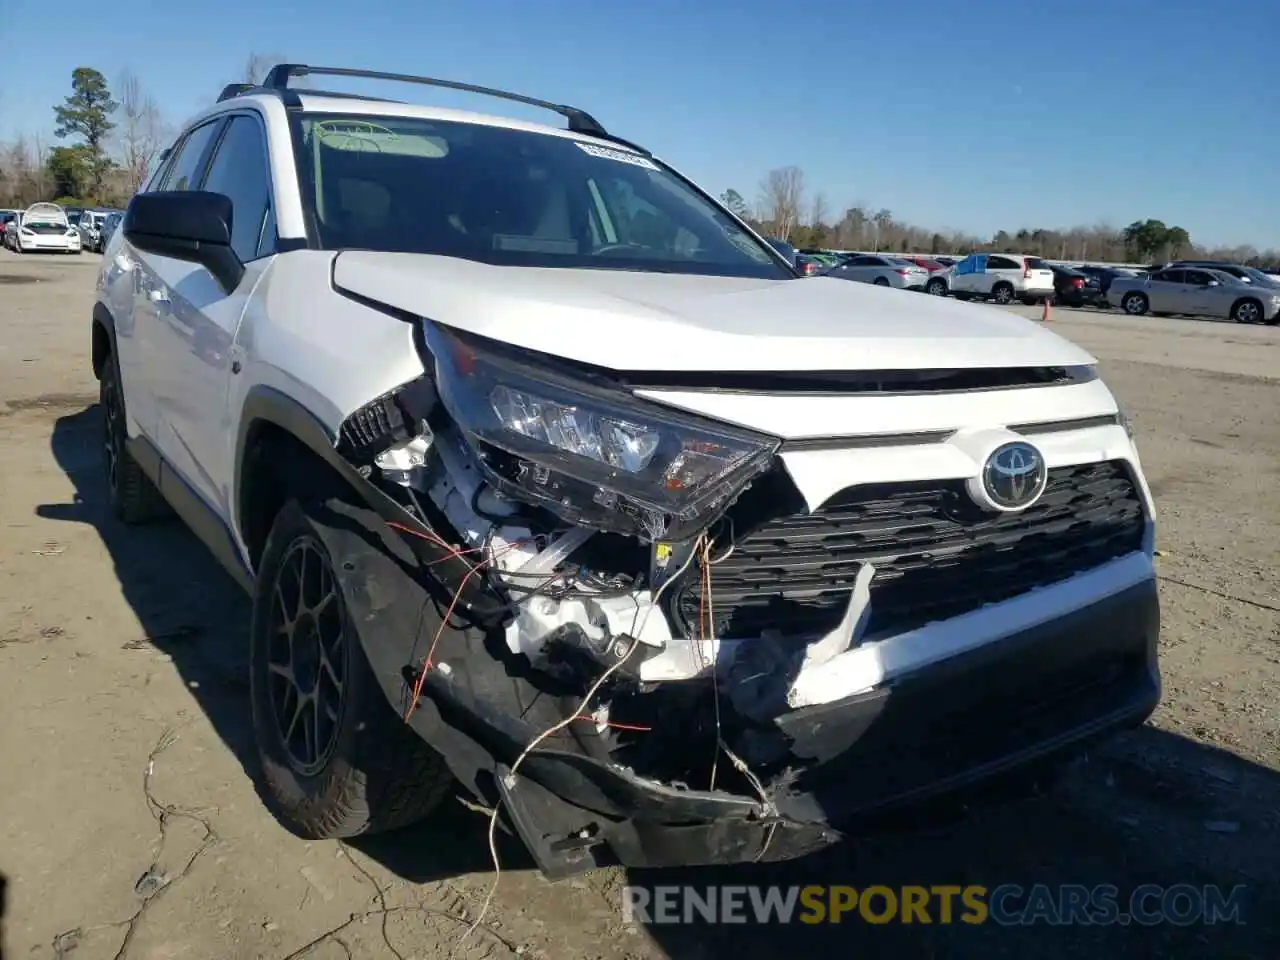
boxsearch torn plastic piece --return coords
[726,565,873,723]
[798,561,874,671]
[504,590,672,663]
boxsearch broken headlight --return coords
[424,323,779,542]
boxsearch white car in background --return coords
[6,202,82,254]
[942,253,1056,304]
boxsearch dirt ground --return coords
[1,250,1277,960]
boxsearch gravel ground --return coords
[1,250,1277,960]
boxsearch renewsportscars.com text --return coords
[623,883,1248,927]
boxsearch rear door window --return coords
[159,120,224,192]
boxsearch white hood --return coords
[21,202,68,227]
[332,252,1096,372]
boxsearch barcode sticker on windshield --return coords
[575,142,660,170]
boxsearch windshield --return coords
[293,114,790,279]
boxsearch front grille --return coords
[677,460,1145,640]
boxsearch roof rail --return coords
[259,63,611,138]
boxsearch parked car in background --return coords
[828,254,930,290]
[1074,265,1131,301]
[797,248,843,267]
[5,202,81,254]
[933,256,958,267]
[0,210,18,247]
[1108,266,1279,324]
[906,256,948,273]
[77,210,113,252]
[99,211,123,250]
[1166,261,1280,289]
[795,253,824,276]
[945,253,1056,304]
[1048,263,1102,307]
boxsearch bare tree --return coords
[31,133,49,200]
[872,209,892,252]
[116,71,169,196]
[244,53,278,85]
[808,192,829,232]
[758,166,805,241]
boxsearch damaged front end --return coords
[318,320,1159,878]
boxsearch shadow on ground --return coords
[39,405,1280,959]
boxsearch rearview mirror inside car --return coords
[123,191,244,293]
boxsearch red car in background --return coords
[907,257,948,273]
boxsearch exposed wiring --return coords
[460,538,705,949]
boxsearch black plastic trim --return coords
[1012,414,1121,435]
[780,429,955,451]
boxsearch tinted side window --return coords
[160,120,223,192]
[1185,270,1214,285]
[1153,269,1184,284]
[987,255,1018,270]
[199,115,274,262]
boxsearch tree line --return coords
[729,165,1279,268]
[0,54,287,211]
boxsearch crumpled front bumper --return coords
[314,493,1159,879]
[492,577,1159,876]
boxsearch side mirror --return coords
[123,191,243,293]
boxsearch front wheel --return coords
[250,498,454,840]
[1231,298,1263,324]
[1122,293,1149,316]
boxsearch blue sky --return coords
[3,0,1277,248]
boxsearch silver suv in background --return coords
[828,253,930,290]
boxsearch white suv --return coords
[92,64,1160,879]
[941,253,1057,304]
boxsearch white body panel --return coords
[331,253,1096,373]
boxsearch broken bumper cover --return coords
[489,577,1160,877]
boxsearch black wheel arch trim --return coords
[91,302,118,381]
[233,385,507,617]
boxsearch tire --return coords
[1121,293,1149,316]
[873,276,890,286]
[1019,296,1038,306]
[1230,298,1263,325]
[926,278,948,297]
[992,283,1014,304]
[250,498,453,840]
[100,355,170,524]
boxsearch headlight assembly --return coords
[423,323,779,542]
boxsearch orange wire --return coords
[395,526,544,723]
